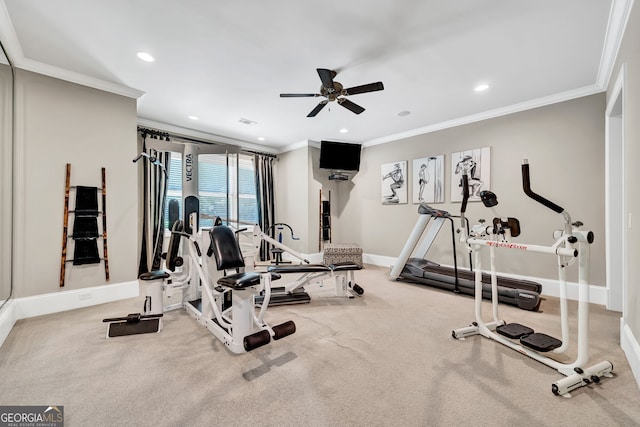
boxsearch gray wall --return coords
[608,2,640,345]
[277,143,361,256]
[304,93,606,286]
[13,70,138,298]
[0,60,12,304]
[275,146,314,255]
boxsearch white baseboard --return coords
[621,318,640,391]
[363,253,396,271]
[0,281,138,348]
[0,299,18,349]
[365,253,608,305]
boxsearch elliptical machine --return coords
[452,159,613,396]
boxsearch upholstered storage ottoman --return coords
[323,243,363,267]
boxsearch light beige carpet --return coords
[1,264,639,426]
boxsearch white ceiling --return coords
[0,0,621,152]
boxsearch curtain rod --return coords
[137,126,200,144]
[137,126,278,158]
[244,149,277,159]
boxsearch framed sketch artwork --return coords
[412,155,444,204]
[450,147,491,202]
[381,161,407,204]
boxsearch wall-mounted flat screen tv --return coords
[319,141,362,171]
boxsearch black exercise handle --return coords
[265,223,300,240]
[102,313,163,323]
[460,174,470,214]
[521,160,564,214]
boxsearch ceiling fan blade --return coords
[280,93,318,97]
[317,68,336,91]
[307,101,328,117]
[338,98,365,115]
[343,82,384,96]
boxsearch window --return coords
[165,152,183,229]
[164,151,258,230]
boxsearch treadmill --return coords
[390,204,542,311]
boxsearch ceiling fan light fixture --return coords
[281,68,384,117]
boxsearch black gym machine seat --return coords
[207,225,296,350]
[209,225,283,289]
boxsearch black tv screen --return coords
[319,141,362,171]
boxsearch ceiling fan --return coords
[280,68,384,117]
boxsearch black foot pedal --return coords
[520,333,562,352]
[103,313,163,338]
[272,320,296,340]
[244,330,271,351]
[496,323,534,339]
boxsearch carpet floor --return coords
[1,264,639,426]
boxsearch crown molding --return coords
[279,139,314,153]
[19,57,144,98]
[137,118,279,154]
[597,0,635,89]
[363,84,603,147]
[0,0,143,99]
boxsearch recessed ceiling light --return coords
[474,84,490,92]
[188,115,199,120]
[397,110,411,117]
[257,137,265,141]
[339,128,348,133]
[136,52,155,62]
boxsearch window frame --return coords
[164,150,258,231]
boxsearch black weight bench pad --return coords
[217,272,281,290]
[209,225,281,289]
[139,270,171,281]
[329,262,362,271]
[268,264,331,274]
[218,272,262,289]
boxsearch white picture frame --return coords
[412,155,445,204]
[450,147,491,202]
[381,161,408,204]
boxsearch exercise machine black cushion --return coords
[209,225,281,289]
[209,226,245,271]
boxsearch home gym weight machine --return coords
[182,213,297,353]
[104,140,296,352]
[452,160,613,396]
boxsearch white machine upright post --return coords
[252,225,310,264]
[414,216,446,259]
[390,215,431,279]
